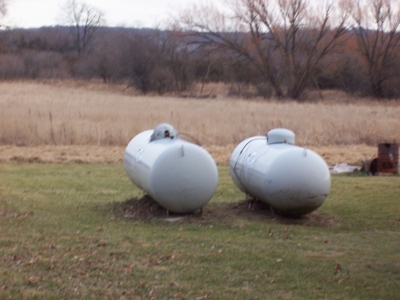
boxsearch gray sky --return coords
[4,0,201,28]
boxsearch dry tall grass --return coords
[0,80,399,164]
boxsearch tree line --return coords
[0,0,400,100]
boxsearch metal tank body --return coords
[124,124,218,214]
[230,129,331,216]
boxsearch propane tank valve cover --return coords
[267,128,295,145]
[150,123,179,141]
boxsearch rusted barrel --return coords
[377,143,399,175]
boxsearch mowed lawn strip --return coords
[0,163,399,299]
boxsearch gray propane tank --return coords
[230,128,331,216]
[124,123,218,214]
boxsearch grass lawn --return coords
[0,163,399,299]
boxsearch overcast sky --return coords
[4,0,201,28]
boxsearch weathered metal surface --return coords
[124,125,218,214]
[377,143,399,175]
[230,129,331,217]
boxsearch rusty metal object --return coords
[376,143,398,175]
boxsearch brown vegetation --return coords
[1,0,400,99]
[0,80,397,165]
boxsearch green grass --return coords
[0,163,399,299]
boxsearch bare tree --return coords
[119,29,171,94]
[342,0,400,98]
[161,28,195,92]
[60,0,104,56]
[180,0,349,100]
[0,0,7,28]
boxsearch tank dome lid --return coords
[267,128,295,145]
[150,123,179,141]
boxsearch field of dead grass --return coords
[0,80,399,165]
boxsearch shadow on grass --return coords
[111,196,338,228]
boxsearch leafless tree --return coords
[119,29,171,94]
[0,0,6,14]
[180,0,349,100]
[160,28,195,92]
[0,0,8,28]
[342,0,400,98]
[60,0,105,56]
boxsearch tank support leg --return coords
[246,194,254,210]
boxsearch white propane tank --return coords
[230,129,331,216]
[124,123,218,214]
